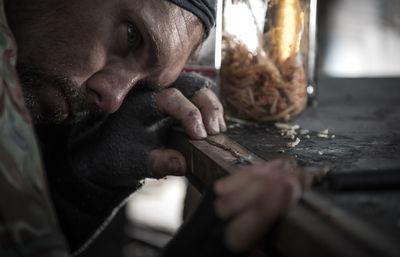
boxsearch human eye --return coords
[127,23,142,49]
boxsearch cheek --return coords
[69,43,108,82]
[153,48,195,87]
[34,16,110,83]
[44,37,108,85]
[155,64,186,87]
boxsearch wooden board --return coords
[168,128,400,257]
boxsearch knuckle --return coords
[157,88,183,111]
[197,87,212,96]
[187,107,202,120]
[210,104,221,114]
[183,108,203,128]
[164,88,183,99]
[281,177,300,201]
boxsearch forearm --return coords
[39,72,217,252]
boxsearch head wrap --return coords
[167,0,217,35]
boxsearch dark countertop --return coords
[225,77,400,241]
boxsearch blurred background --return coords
[81,1,400,256]
[318,0,400,77]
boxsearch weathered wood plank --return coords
[168,128,400,257]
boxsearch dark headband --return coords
[167,0,216,35]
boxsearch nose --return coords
[86,70,142,113]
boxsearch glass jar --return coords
[217,0,318,122]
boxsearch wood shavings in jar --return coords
[220,36,307,122]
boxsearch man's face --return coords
[6,0,204,124]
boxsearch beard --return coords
[16,58,104,124]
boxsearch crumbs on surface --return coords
[274,123,335,150]
[287,137,300,148]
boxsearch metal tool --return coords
[327,169,400,191]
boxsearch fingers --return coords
[215,179,265,219]
[191,88,227,134]
[156,88,226,139]
[213,159,306,253]
[215,161,302,220]
[218,115,227,133]
[214,159,294,196]
[156,88,207,139]
[149,148,186,177]
[225,207,276,253]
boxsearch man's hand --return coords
[150,87,226,177]
[68,73,225,186]
[157,87,226,138]
[214,159,311,253]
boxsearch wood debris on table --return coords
[287,137,301,148]
[317,129,330,138]
[274,123,336,151]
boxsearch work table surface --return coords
[225,77,400,240]
[171,77,400,257]
[227,77,400,172]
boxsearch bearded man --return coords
[0,0,309,256]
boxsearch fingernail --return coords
[195,124,207,138]
[211,119,220,134]
[220,117,227,132]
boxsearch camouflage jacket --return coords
[0,1,69,256]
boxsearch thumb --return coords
[149,149,187,177]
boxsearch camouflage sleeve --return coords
[0,1,70,256]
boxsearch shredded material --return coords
[220,34,307,122]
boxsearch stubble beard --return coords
[16,58,104,125]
